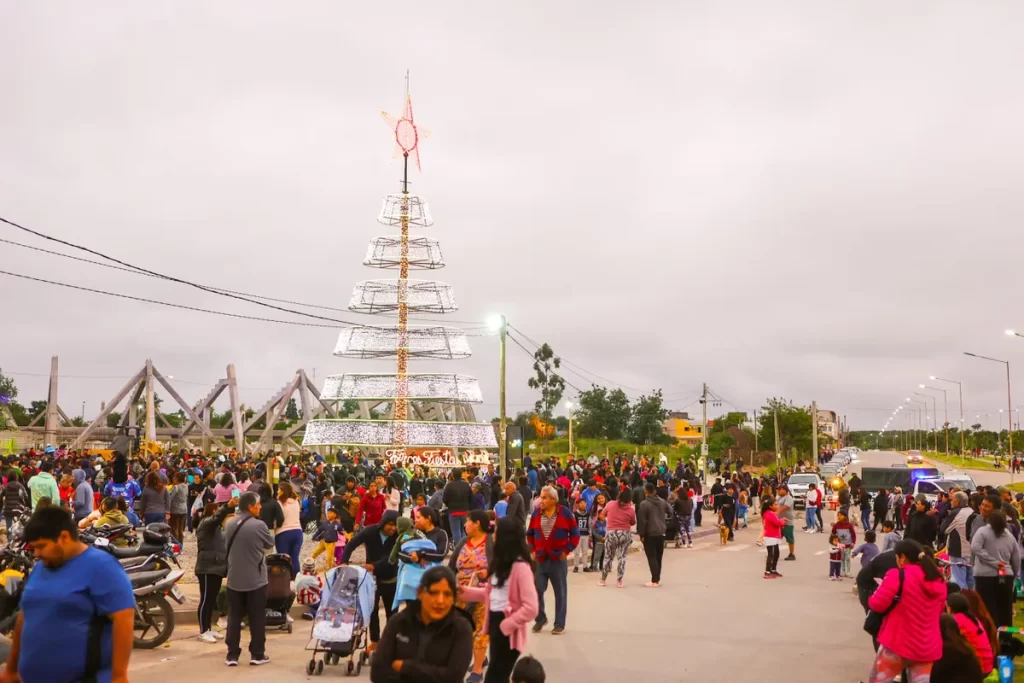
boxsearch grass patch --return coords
[923,451,1005,471]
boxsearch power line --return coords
[0,230,488,327]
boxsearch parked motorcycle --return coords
[84,523,181,570]
[131,567,186,649]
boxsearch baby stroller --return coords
[305,565,375,677]
[664,510,679,546]
[392,538,438,610]
[265,553,296,633]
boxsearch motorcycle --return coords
[131,566,186,649]
[84,523,181,571]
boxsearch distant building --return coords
[662,411,704,443]
[817,409,839,442]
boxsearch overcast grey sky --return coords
[3,2,1024,433]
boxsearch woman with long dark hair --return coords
[599,488,636,588]
[275,481,304,575]
[449,510,493,682]
[761,496,783,578]
[459,516,538,683]
[866,540,946,682]
[959,589,1000,661]
[139,471,169,526]
[930,613,984,683]
[971,509,1021,627]
[194,499,235,644]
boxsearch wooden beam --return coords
[226,364,244,454]
[144,360,156,442]
[56,405,73,426]
[180,380,227,439]
[256,377,299,454]
[297,371,313,423]
[44,356,59,444]
[152,366,222,446]
[70,368,146,450]
[305,375,338,418]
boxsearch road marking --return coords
[720,543,750,552]
[814,550,827,556]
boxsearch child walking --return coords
[737,490,750,529]
[830,508,857,578]
[879,520,902,553]
[572,498,591,573]
[590,509,607,571]
[310,508,343,570]
[828,533,843,580]
[851,530,880,569]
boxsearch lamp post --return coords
[565,401,574,456]
[964,351,1014,482]
[914,392,938,452]
[931,375,966,464]
[920,384,949,458]
[908,398,927,450]
[489,314,508,480]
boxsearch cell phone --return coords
[232,489,241,499]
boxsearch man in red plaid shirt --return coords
[527,485,580,635]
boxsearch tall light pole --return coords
[908,398,927,450]
[965,351,1013,482]
[914,392,938,452]
[932,375,966,464]
[565,401,574,456]
[490,315,508,480]
[920,384,949,458]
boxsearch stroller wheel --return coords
[316,659,324,675]
[347,660,355,675]
[354,661,362,676]
[286,623,293,634]
[307,659,316,675]
[359,651,370,666]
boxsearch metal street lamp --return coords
[931,375,966,464]
[914,392,938,452]
[964,351,1014,481]
[908,398,927,451]
[920,384,949,458]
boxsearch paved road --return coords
[850,448,1014,488]
[129,513,875,681]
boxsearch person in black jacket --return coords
[442,468,472,546]
[255,483,283,532]
[906,496,939,548]
[342,509,399,647]
[872,488,889,532]
[194,499,235,642]
[370,565,474,683]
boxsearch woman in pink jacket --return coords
[459,516,539,683]
[867,540,947,683]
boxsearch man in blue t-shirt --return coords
[2,507,135,683]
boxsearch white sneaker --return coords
[217,617,228,630]
[286,615,294,624]
[198,631,218,644]
[212,630,225,640]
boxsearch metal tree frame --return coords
[302,91,496,452]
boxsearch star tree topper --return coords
[381,95,430,171]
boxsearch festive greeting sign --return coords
[384,448,493,469]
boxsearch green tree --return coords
[338,399,360,418]
[708,430,736,457]
[526,343,566,420]
[29,400,47,421]
[0,368,17,402]
[627,390,669,445]
[285,398,299,421]
[574,385,631,440]
[7,400,29,426]
[709,411,748,434]
[757,399,814,458]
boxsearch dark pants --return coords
[484,610,519,683]
[226,585,267,661]
[169,513,186,543]
[722,512,735,541]
[642,536,665,583]
[144,512,165,526]
[694,504,702,527]
[535,558,568,629]
[815,507,823,531]
[975,575,1014,628]
[197,573,223,633]
[369,582,397,642]
[274,529,303,576]
[765,545,780,573]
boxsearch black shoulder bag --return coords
[863,568,904,637]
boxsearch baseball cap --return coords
[997,486,1011,495]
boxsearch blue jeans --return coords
[448,514,466,546]
[805,507,818,530]
[861,510,871,531]
[144,512,166,526]
[950,561,975,590]
[535,558,568,629]
[275,529,304,576]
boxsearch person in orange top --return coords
[58,473,75,509]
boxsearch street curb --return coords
[921,456,1006,475]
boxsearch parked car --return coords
[786,473,825,508]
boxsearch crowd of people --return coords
[0,444,735,682]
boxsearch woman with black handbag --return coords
[865,540,946,683]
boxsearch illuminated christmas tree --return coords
[302,93,498,461]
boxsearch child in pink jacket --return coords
[460,517,539,683]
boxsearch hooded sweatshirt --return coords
[71,469,94,520]
[868,564,946,662]
[27,471,59,510]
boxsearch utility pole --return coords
[811,401,818,465]
[700,383,708,479]
[497,314,507,482]
[773,404,782,470]
[752,409,758,467]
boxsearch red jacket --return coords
[357,493,386,527]
[527,505,580,561]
